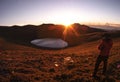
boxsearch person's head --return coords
[102,33,112,42]
[102,33,111,38]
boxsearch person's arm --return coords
[98,40,104,50]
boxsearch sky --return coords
[0,0,120,26]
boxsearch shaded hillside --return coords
[0,24,65,40]
[0,25,38,40]
[0,23,106,47]
[37,24,65,38]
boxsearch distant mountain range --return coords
[90,25,120,31]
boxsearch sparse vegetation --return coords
[0,37,120,82]
[0,25,120,82]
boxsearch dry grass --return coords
[0,37,120,82]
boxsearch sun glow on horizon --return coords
[0,0,120,26]
[47,10,82,27]
[62,21,73,27]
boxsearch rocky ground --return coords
[0,38,120,82]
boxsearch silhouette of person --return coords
[93,33,113,78]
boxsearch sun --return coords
[60,17,74,27]
[49,10,76,27]
[60,19,73,27]
[49,10,80,27]
[63,22,72,27]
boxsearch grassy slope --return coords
[0,37,120,82]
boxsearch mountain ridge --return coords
[0,23,119,47]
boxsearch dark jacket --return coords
[98,38,113,56]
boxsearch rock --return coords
[49,68,55,72]
[10,74,30,82]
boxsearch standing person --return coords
[93,33,113,78]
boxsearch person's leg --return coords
[93,55,102,76]
[103,56,108,74]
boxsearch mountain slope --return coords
[0,37,120,82]
[0,23,106,47]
